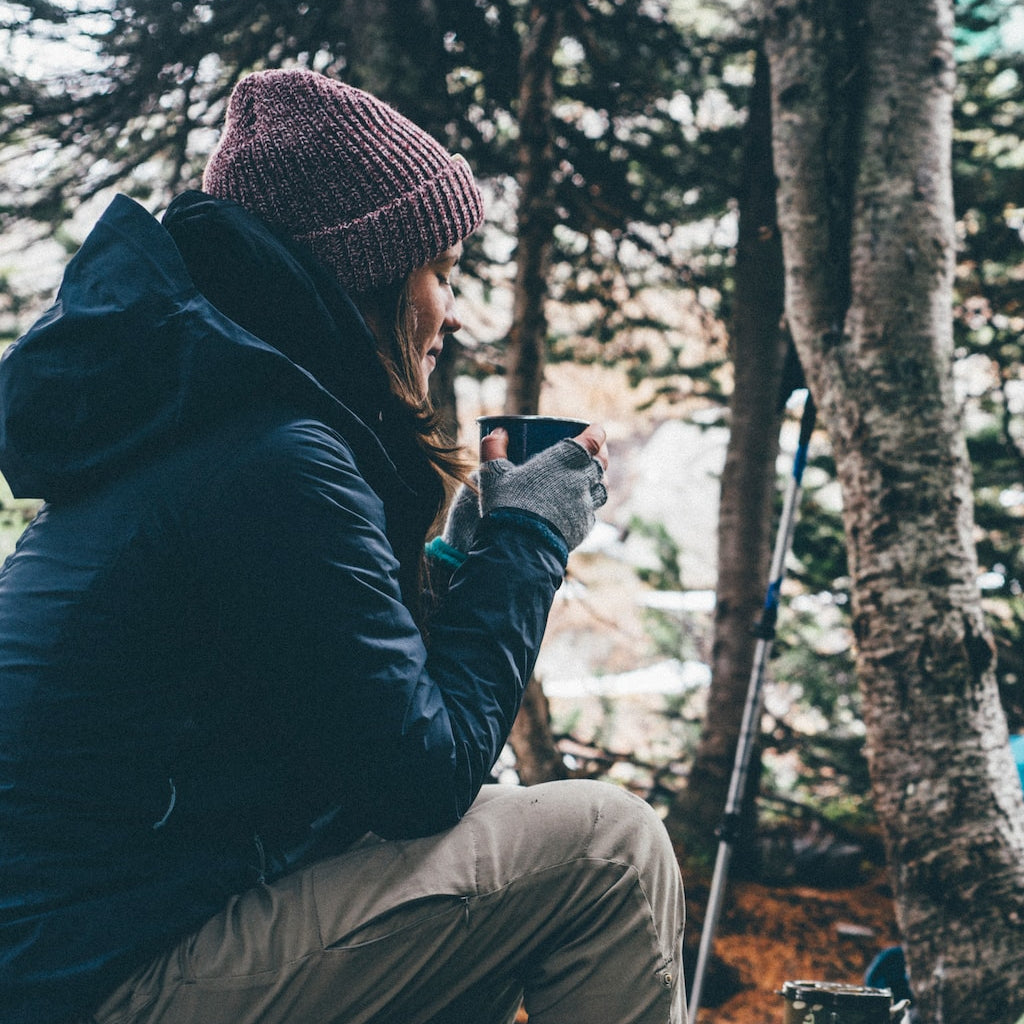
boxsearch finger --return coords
[574,424,609,470]
[480,427,509,463]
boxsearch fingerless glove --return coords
[429,476,480,568]
[478,439,607,551]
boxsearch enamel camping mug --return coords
[477,415,589,465]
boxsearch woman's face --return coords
[405,243,463,395]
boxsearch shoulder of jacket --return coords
[224,415,361,477]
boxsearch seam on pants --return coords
[89,989,159,1024]
[468,855,648,903]
[322,896,468,951]
[630,860,677,964]
[314,882,326,951]
[516,857,676,1023]
[470,807,480,898]
[470,855,674,969]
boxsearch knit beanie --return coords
[202,68,484,294]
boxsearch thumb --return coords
[480,427,509,463]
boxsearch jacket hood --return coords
[0,193,401,502]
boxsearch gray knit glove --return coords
[441,475,481,555]
[478,439,607,551]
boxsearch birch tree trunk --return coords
[763,1,1024,1019]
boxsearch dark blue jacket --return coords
[0,193,565,1024]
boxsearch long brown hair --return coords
[353,278,473,527]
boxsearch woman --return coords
[0,69,685,1024]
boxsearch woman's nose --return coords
[444,299,463,334]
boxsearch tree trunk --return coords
[509,675,570,786]
[427,335,460,443]
[503,3,566,781]
[666,47,789,871]
[504,2,560,416]
[764,1,1024,1019]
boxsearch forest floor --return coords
[681,863,901,1023]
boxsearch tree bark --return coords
[665,47,790,870]
[427,334,460,443]
[503,3,567,781]
[509,675,570,786]
[764,1,1024,1019]
[504,2,561,415]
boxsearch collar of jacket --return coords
[162,190,393,429]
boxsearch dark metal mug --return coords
[477,415,589,465]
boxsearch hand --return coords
[440,475,481,556]
[478,423,609,552]
[571,423,609,473]
[480,423,609,470]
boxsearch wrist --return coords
[424,535,468,570]
[485,509,569,566]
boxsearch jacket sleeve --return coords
[199,419,565,841]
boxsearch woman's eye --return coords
[436,262,459,288]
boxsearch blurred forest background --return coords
[1,1,1023,1021]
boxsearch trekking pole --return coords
[687,390,817,1022]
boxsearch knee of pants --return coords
[513,779,679,881]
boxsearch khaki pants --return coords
[88,780,686,1024]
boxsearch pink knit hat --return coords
[202,68,484,293]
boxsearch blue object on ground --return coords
[865,946,913,1004]
[1011,734,1024,791]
